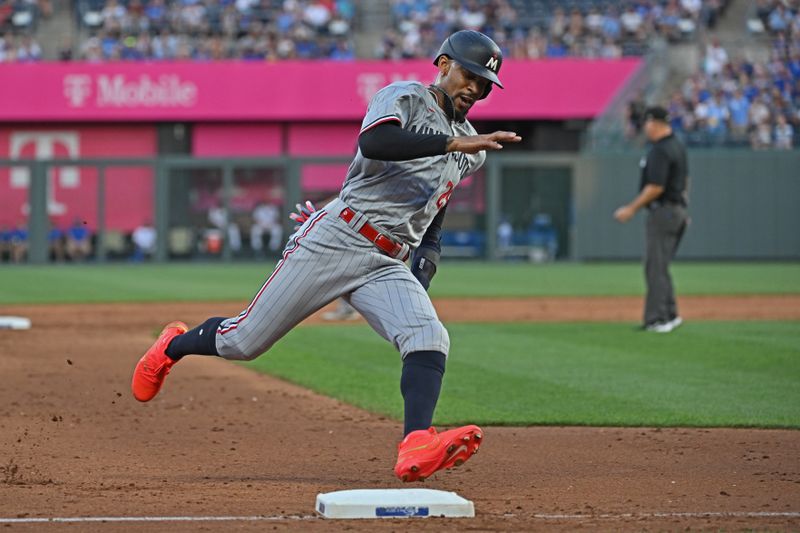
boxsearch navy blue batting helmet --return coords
[433,30,504,99]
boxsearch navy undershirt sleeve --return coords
[419,205,447,254]
[359,122,450,161]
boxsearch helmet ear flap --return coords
[481,83,492,100]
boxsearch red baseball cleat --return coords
[394,425,483,482]
[131,321,188,402]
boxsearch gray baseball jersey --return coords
[342,81,486,247]
[214,81,487,361]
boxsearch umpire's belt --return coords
[339,207,410,261]
[648,199,686,210]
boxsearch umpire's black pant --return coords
[644,204,688,326]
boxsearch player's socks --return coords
[401,350,446,436]
[165,317,225,360]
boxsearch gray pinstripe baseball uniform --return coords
[214,81,486,361]
[134,29,509,483]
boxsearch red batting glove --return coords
[289,200,317,229]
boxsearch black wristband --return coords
[411,246,440,291]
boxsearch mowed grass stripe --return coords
[1,261,798,304]
[244,321,800,428]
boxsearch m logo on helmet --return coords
[485,56,499,71]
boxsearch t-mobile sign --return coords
[0,59,641,121]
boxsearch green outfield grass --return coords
[245,321,800,428]
[1,261,799,304]
[4,261,798,429]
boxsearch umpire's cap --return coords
[433,30,504,99]
[643,106,670,123]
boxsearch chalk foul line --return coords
[0,511,798,523]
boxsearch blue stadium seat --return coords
[441,230,486,258]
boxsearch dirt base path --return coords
[1,296,798,531]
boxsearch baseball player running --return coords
[132,30,521,482]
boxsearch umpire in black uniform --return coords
[614,106,689,332]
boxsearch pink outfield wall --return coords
[0,59,641,122]
[193,123,283,156]
[192,122,356,191]
[0,125,156,232]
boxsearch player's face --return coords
[440,60,490,116]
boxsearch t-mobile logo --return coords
[357,72,420,105]
[9,132,80,216]
[63,75,92,108]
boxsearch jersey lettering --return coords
[448,151,472,177]
[409,124,446,136]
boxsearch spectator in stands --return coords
[681,0,702,21]
[656,1,684,42]
[600,35,623,58]
[0,32,12,62]
[749,94,772,130]
[0,225,11,263]
[80,34,103,61]
[703,37,729,77]
[66,218,92,262]
[545,36,567,58]
[15,33,41,61]
[497,215,513,252]
[620,5,644,38]
[101,0,126,31]
[249,200,282,257]
[9,221,28,264]
[145,0,168,31]
[548,6,567,39]
[585,6,603,35]
[727,88,751,141]
[329,37,354,60]
[755,0,774,30]
[458,0,486,31]
[667,92,688,134]
[704,91,730,144]
[132,219,157,262]
[751,118,773,149]
[601,6,622,42]
[700,0,724,29]
[48,222,65,262]
[303,0,332,30]
[57,36,73,61]
[208,202,241,255]
[768,3,792,33]
[774,114,795,149]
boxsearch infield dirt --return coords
[1,296,798,532]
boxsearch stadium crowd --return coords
[74,0,356,61]
[627,4,800,148]
[2,0,798,149]
[1,0,356,61]
[380,0,729,60]
[2,0,733,63]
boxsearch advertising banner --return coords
[0,59,641,121]
[0,125,156,232]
